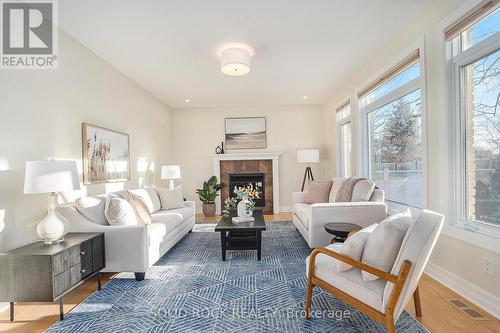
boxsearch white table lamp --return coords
[161,165,181,189]
[24,160,80,244]
[297,149,320,191]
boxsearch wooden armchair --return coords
[305,209,444,333]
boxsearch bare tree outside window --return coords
[368,89,422,207]
[465,49,500,225]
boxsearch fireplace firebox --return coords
[229,173,265,207]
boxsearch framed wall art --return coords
[82,123,130,184]
[225,117,267,149]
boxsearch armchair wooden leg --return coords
[413,286,422,317]
[305,277,313,320]
[386,317,395,333]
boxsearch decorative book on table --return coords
[232,216,255,223]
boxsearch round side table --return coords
[324,223,362,243]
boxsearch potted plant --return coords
[196,176,224,216]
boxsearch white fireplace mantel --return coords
[212,152,282,214]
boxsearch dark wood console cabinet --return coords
[0,233,105,321]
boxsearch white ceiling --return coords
[59,0,431,108]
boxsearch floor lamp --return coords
[297,149,319,191]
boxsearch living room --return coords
[0,0,499,332]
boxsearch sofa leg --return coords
[188,229,193,233]
[135,272,145,281]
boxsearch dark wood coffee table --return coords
[215,210,266,261]
[324,222,362,243]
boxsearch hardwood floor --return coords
[1,213,499,333]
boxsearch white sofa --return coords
[60,187,195,280]
[293,178,388,248]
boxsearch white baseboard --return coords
[0,302,8,314]
[279,206,292,213]
[425,261,500,319]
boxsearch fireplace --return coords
[213,152,281,214]
[229,173,265,207]
[219,159,274,214]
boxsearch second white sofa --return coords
[60,187,195,280]
[293,178,388,248]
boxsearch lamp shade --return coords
[218,43,255,76]
[24,160,81,194]
[297,149,319,163]
[161,165,181,179]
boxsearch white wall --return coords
[323,0,500,315]
[170,105,325,213]
[0,31,172,252]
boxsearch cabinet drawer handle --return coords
[80,251,85,256]
[81,268,86,273]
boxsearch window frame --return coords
[336,100,352,177]
[450,31,500,237]
[357,40,428,209]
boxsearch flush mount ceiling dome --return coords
[217,43,255,76]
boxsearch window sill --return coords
[386,201,500,254]
[442,224,500,254]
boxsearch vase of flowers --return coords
[234,184,260,218]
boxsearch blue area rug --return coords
[46,221,427,332]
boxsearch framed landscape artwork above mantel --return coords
[82,123,130,184]
[225,117,267,149]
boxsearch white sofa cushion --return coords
[337,223,378,272]
[329,178,345,202]
[75,195,108,225]
[294,203,311,230]
[361,209,412,281]
[148,222,170,245]
[104,195,138,226]
[130,188,161,214]
[151,206,194,224]
[155,186,185,210]
[149,206,193,243]
[306,243,386,312]
[352,179,376,202]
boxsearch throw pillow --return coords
[361,209,412,281]
[104,194,138,226]
[351,179,376,202]
[155,185,185,210]
[130,188,162,214]
[75,195,108,225]
[328,178,345,202]
[336,223,378,272]
[305,181,333,204]
[126,191,152,225]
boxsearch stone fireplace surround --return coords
[212,152,281,214]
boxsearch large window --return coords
[336,101,352,177]
[359,51,423,207]
[449,3,500,232]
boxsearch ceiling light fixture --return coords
[303,96,309,100]
[217,43,255,76]
[185,99,190,103]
